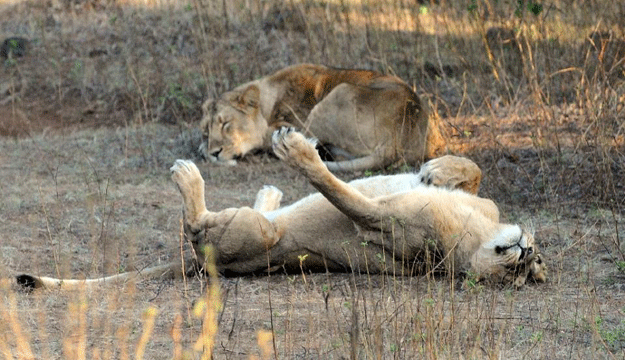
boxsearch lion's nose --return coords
[210,148,223,158]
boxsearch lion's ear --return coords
[200,99,216,135]
[201,99,216,115]
[237,85,260,110]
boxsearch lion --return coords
[199,63,446,171]
[15,129,546,291]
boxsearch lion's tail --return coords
[324,154,385,172]
[15,260,192,291]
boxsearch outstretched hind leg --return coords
[170,159,216,230]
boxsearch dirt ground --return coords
[1,105,624,359]
[1,0,624,358]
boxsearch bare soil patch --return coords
[1,0,624,358]
[1,109,623,358]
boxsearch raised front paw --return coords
[272,127,321,171]
[417,155,482,194]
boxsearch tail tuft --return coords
[16,274,43,291]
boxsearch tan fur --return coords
[16,130,546,290]
[199,64,446,171]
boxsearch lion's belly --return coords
[263,173,422,222]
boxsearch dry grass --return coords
[1,0,624,358]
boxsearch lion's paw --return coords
[529,254,548,283]
[272,127,320,170]
[417,155,482,194]
[170,159,204,193]
[254,185,284,212]
[171,159,201,180]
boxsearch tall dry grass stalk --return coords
[0,285,36,360]
[191,246,221,359]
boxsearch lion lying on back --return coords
[199,64,446,171]
[16,129,546,291]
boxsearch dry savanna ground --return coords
[1,0,624,359]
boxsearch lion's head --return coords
[199,85,268,165]
[472,226,547,287]
[498,231,547,287]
